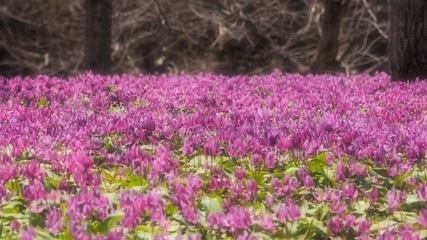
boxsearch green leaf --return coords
[38,97,48,107]
[223,160,235,171]
[354,200,370,213]
[2,213,26,221]
[284,167,300,176]
[1,199,26,213]
[129,174,148,188]
[420,230,427,239]
[97,212,124,233]
[47,171,61,181]
[36,230,53,240]
[166,202,178,215]
[30,213,46,228]
[199,196,222,213]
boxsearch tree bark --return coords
[389,0,427,82]
[311,0,349,74]
[84,0,112,75]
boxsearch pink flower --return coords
[335,161,347,183]
[245,178,258,201]
[21,181,47,201]
[326,154,335,164]
[259,213,276,231]
[327,215,343,233]
[274,199,300,221]
[399,223,420,240]
[265,151,276,168]
[207,212,221,230]
[182,207,199,224]
[358,164,367,176]
[358,218,370,233]
[349,161,358,175]
[22,226,36,240]
[331,199,346,213]
[251,154,261,166]
[285,199,301,221]
[271,175,299,196]
[186,173,203,194]
[107,228,125,240]
[345,214,356,227]
[231,180,244,197]
[122,207,140,230]
[275,203,288,221]
[46,207,63,234]
[404,176,416,186]
[303,175,315,189]
[418,210,427,226]
[10,220,20,231]
[236,232,258,240]
[75,151,93,172]
[277,136,292,152]
[386,187,401,212]
[366,188,379,202]
[265,194,274,207]
[313,188,330,202]
[416,182,427,201]
[342,183,358,201]
[226,206,252,232]
[97,207,108,220]
[235,166,247,180]
[182,141,194,156]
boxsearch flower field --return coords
[0,71,426,239]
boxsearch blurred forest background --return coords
[0,0,388,77]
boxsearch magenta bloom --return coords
[327,215,343,233]
[418,210,427,226]
[303,175,315,189]
[416,182,427,201]
[235,166,247,180]
[183,207,199,224]
[207,212,220,230]
[265,151,276,168]
[259,213,276,231]
[399,223,420,240]
[386,187,401,212]
[245,178,258,201]
[75,151,93,172]
[46,207,63,234]
[275,199,300,221]
[366,188,379,202]
[10,220,20,231]
[358,218,370,233]
[342,183,358,201]
[358,164,367,176]
[186,173,203,194]
[22,226,36,240]
[271,175,299,196]
[122,207,140,230]
[182,141,194,156]
[335,161,347,183]
[265,194,274,207]
[251,154,261,166]
[325,154,335,164]
[404,176,416,186]
[226,206,252,232]
[313,188,330,202]
[345,214,356,227]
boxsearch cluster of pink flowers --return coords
[0,71,425,238]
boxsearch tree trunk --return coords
[389,0,427,82]
[84,0,112,75]
[311,0,349,74]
